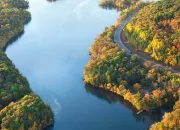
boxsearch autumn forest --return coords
[0,0,179,130]
[0,0,53,129]
[84,0,180,130]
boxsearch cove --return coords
[5,0,167,129]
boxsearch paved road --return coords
[114,11,180,74]
[114,11,138,55]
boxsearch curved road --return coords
[114,11,180,74]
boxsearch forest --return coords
[0,51,31,109]
[84,25,180,111]
[84,0,180,129]
[115,1,145,27]
[0,0,31,49]
[123,0,180,67]
[0,0,53,129]
[0,94,53,130]
[99,0,139,10]
[150,99,180,130]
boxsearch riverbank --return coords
[0,0,53,129]
[84,0,180,129]
[84,20,179,111]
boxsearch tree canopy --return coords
[0,94,53,130]
[99,0,140,10]
[0,0,31,49]
[84,25,180,111]
[0,0,53,129]
[85,0,180,129]
[123,0,180,67]
[150,99,180,130]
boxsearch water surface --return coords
[6,0,164,129]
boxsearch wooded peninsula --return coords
[84,0,180,129]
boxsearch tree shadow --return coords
[3,17,32,51]
[84,84,171,126]
[3,31,25,51]
[47,0,59,3]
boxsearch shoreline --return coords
[0,0,54,129]
[2,17,32,51]
[84,1,180,129]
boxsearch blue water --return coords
[5,0,163,129]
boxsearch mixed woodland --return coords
[124,0,180,67]
[0,0,53,129]
[0,0,31,49]
[99,0,139,10]
[84,0,180,129]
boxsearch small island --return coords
[0,0,53,129]
[84,0,180,129]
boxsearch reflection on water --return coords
[5,0,169,129]
[85,85,138,111]
[47,0,58,2]
[85,85,169,126]
[3,31,24,51]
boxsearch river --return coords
[5,0,166,129]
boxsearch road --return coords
[114,11,138,55]
[114,11,180,74]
